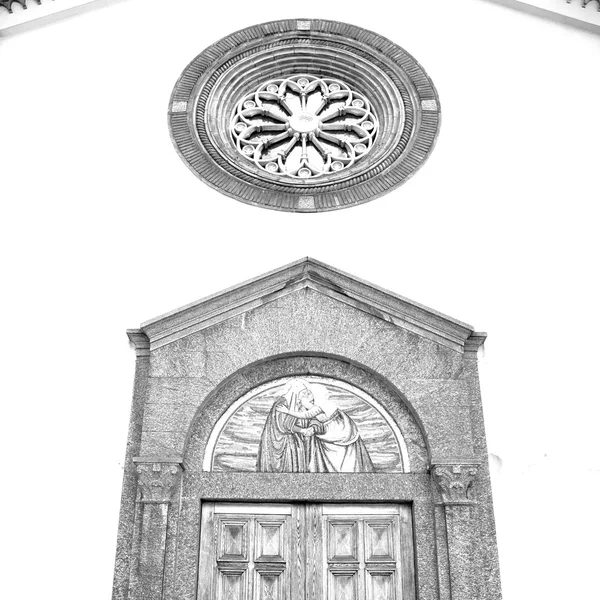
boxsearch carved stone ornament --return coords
[135,461,182,504]
[432,463,480,505]
[231,75,379,179]
[566,0,600,11]
[206,376,410,474]
[169,19,440,212]
[0,0,40,14]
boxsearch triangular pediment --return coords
[128,258,485,354]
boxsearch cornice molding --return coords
[134,258,479,354]
[464,332,487,359]
[127,329,150,357]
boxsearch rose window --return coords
[170,19,440,211]
[231,75,378,179]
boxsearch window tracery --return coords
[231,75,379,179]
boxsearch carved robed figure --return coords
[256,378,374,473]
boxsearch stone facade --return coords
[112,258,502,600]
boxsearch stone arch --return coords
[169,353,437,600]
[182,353,430,475]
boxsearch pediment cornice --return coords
[130,258,485,354]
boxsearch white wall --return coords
[1,0,598,597]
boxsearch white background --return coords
[1,0,599,597]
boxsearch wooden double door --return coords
[198,502,416,600]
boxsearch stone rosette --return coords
[168,19,441,212]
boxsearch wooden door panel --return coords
[199,503,415,600]
[322,505,414,600]
[366,569,395,600]
[254,567,286,600]
[328,569,359,600]
[255,519,287,562]
[305,503,323,600]
[218,568,247,600]
[328,521,359,562]
[219,519,250,561]
[199,504,294,600]
[364,520,395,562]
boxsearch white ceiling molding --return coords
[2,0,597,36]
[486,0,600,32]
[0,0,127,34]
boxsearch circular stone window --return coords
[169,19,440,212]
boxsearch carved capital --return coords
[134,460,183,503]
[432,463,480,505]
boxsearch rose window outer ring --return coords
[169,19,441,212]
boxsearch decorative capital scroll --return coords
[431,463,480,505]
[134,459,183,503]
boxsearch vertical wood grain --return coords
[399,505,416,600]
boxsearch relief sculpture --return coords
[257,379,374,473]
[208,376,407,473]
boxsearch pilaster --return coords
[112,332,151,600]
[131,459,183,600]
[431,462,481,600]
